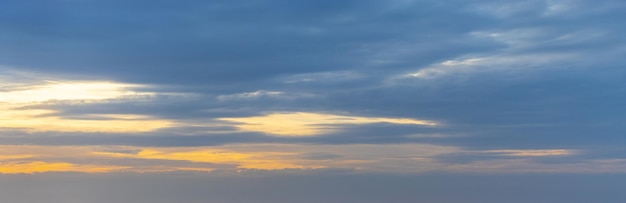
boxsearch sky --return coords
[1,0,626,202]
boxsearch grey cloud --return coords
[299,152,344,160]
[96,146,142,155]
[0,131,277,147]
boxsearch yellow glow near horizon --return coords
[0,144,613,174]
[218,112,438,136]
[0,81,151,103]
[0,79,176,133]
[93,147,311,170]
[135,149,307,170]
[0,106,174,133]
[0,161,128,174]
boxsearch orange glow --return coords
[0,161,127,174]
[134,149,308,170]
[0,154,33,160]
[0,144,602,174]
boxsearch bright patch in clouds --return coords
[0,108,174,133]
[0,81,151,103]
[218,112,438,136]
[0,72,174,133]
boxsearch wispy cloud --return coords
[404,53,576,79]
[218,112,438,136]
[485,149,575,157]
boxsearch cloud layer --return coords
[1,0,626,175]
